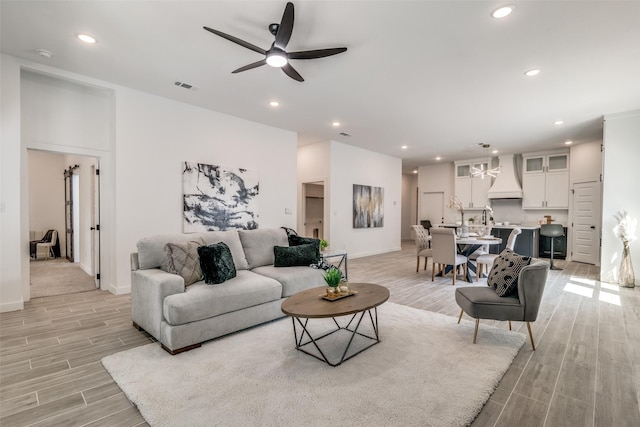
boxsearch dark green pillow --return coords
[288,235,321,259]
[274,243,319,267]
[197,242,236,285]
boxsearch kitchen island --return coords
[489,225,540,258]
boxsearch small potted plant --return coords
[323,268,342,295]
[319,239,329,251]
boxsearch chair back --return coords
[540,224,564,238]
[430,227,457,265]
[50,230,58,245]
[505,227,521,250]
[517,260,549,322]
[411,225,430,254]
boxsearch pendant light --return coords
[471,144,501,179]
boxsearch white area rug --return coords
[102,303,525,427]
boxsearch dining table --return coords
[441,234,503,282]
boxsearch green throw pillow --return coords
[274,243,319,267]
[197,242,237,285]
[488,249,531,297]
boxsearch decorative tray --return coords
[321,290,358,301]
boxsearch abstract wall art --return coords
[353,184,384,228]
[183,161,259,232]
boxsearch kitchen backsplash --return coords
[467,199,569,226]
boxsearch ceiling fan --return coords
[203,2,347,82]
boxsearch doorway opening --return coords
[301,181,325,239]
[28,149,101,298]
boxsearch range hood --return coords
[487,154,523,199]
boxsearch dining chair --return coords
[430,227,468,285]
[411,225,432,273]
[475,227,521,281]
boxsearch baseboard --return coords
[108,282,131,295]
[0,299,24,313]
[80,263,92,276]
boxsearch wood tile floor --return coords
[1,242,639,426]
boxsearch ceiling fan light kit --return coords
[203,2,347,82]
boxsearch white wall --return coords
[601,110,640,285]
[297,142,331,241]
[401,173,418,240]
[1,54,301,311]
[329,141,402,258]
[417,163,455,224]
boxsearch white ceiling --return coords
[2,1,639,173]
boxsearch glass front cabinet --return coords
[522,150,569,209]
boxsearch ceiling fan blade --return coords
[281,63,304,82]
[203,26,266,55]
[232,59,267,74]
[288,47,347,60]
[274,2,294,49]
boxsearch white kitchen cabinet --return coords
[522,150,569,209]
[455,160,492,210]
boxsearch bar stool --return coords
[540,224,564,270]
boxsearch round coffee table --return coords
[281,283,389,366]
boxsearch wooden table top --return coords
[281,283,390,319]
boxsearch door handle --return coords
[590,226,595,229]
[90,227,95,230]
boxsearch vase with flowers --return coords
[614,210,637,288]
[448,195,465,225]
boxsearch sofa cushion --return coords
[488,249,532,297]
[165,238,205,287]
[252,265,326,297]
[274,243,319,267]
[238,228,288,269]
[136,230,249,271]
[200,230,249,271]
[198,242,237,284]
[162,270,282,325]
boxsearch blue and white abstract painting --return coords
[183,162,259,232]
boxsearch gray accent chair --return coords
[455,259,549,349]
[430,227,468,285]
[475,227,521,281]
[411,225,432,273]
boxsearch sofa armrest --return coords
[131,268,184,341]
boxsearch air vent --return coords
[339,132,351,137]
[174,81,199,91]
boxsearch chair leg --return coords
[424,257,428,271]
[458,309,464,324]
[508,320,512,331]
[477,263,482,282]
[452,266,456,286]
[473,319,479,344]
[526,322,536,350]
[416,256,420,273]
[431,262,435,281]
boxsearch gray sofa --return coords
[130,228,326,354]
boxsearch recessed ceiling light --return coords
[564,140,573,145]
[332,122,340,127]
[554,120,564,125]
[269,101,280,107]
[492,150,499,154]
[401,145,408,150]
[413,170,418,174]
[77,34,96,44]
[524,69,540,77]
[435,156,442,161]
[491,5,514,19]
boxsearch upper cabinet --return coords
[454,159,492,210]
[522,150,569,209]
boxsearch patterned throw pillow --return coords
[165,238,205,288]
[273,243,319,267]
[487,249,532,297]
[198,242,237,285]
[288,234,321,259]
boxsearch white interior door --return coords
[421,192,444,225]
[571,181,600,265]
